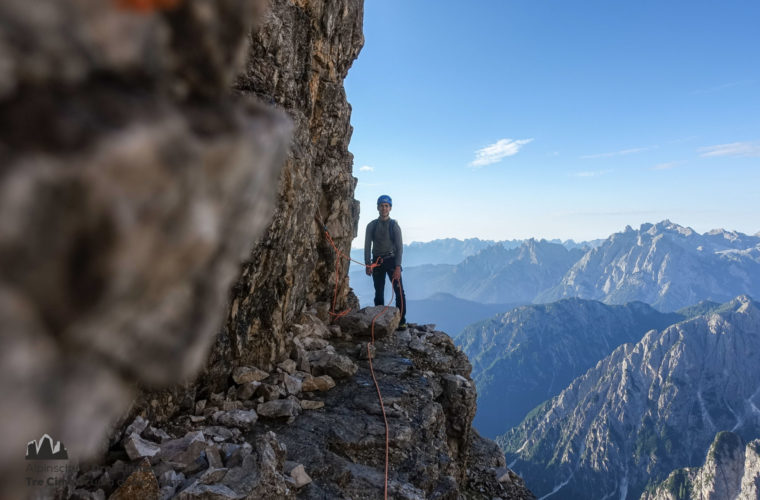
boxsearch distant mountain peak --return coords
[707,227,739,238]
[539,221,760,311]
[643,220,696,237]
[729,294,757,313]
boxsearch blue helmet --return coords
[377,194,392,206]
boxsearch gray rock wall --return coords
[203,0,364,387]
[0,0,290,494]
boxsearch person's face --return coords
[377,202,391,219]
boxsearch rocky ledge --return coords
[67,305,534,500]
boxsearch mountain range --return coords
[351,238,586,305]
[539,221,760,311]
[349,236,600,269]
[457,298,684,437]
[352,221,760,316]
[497,295,760,500]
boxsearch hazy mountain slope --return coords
[539,221,760,311]
[454,240,586,303]
[349,238,500,267]
[498,295,760,500]
[406,293,518,337]
[675,300,722,320]
[458,299,683,437]
[403,238,507,266]
[352,239,584,306]
[641,431,760,500]
[349,263,456,307]
[398,239,585,304]
[350,236,601,268]
[554,238,605,250]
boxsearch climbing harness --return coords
[317,214,406,500]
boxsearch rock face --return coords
[457,298,683,437]
[499,295,760,500]
[68,312,534,499]
[337,305,401,338]
[641,431,760,500]
[0,0,289,495]
[201,0,365,386]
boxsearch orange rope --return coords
[319,217,405,500]
[321,225,381,319]
[115,0,182,12]
[366,275,404,500]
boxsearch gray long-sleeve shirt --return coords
[364,218,403,267]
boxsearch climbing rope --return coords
[115,0,182,12]
[317,215,405,500]
[320,224,381,319]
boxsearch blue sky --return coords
[346,1,760,245]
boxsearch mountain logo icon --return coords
[25,434,69,460]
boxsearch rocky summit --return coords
[539,221,760,311]
[458,298,683,437]
[499,295,760,500]
[67,307,534,500]
[642,431,760,500]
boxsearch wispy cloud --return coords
[580,146,653,159]
[691,80,755,95]
[571,169,613,177]
[651,161,683,170]
[359,165,374,172]
[469,138,533,167]
[551,209,661,217]
[698,141,760,158]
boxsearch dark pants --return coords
[372,256,406,324]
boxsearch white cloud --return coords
[580,146,652,159]
[651,161,683,170]
[691,80,754,95]
[571,169,613,177]
[469,138,533,167]
[359,165,374,172]
[698,141,760,158]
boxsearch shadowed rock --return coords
[108,458,158,500]
[337,306,402,338]
[0,0,289,494]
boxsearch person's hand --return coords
[366,267,372,276]
[392,266,401,281]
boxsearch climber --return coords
[365,195,407,330]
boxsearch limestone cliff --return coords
[204,0,364,388]
[641,431,760,500]
[499,296,760,499]
[0,0,288,495]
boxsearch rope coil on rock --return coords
[317,214,405,500]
